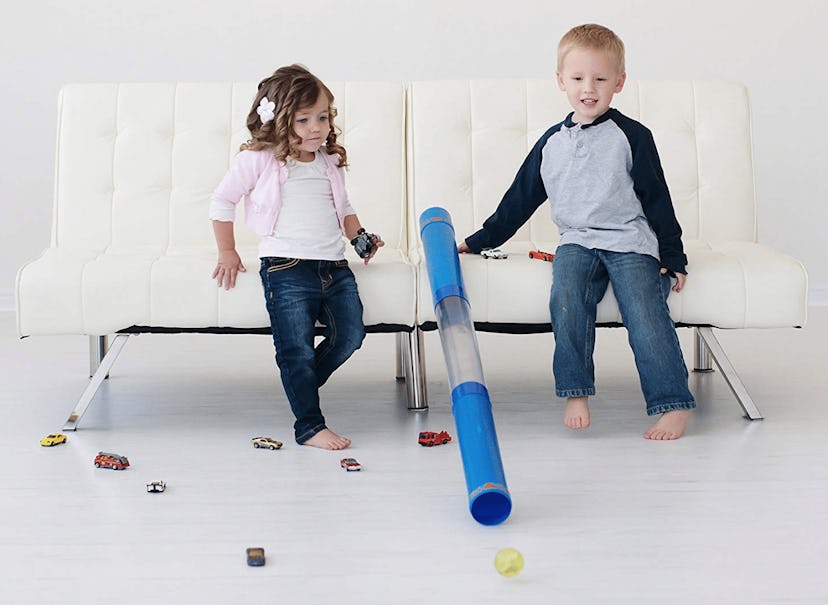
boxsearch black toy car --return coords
[246,547,266,567]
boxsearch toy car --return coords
[529,249,555,262]
[94,451,130,470]
[246,547,266,567]
[340,457,362,471]
[40,433,67,447]
[146,480,166,493]
[481,248,508,259]
[350,228,378,259]
[418,430,452,446]
[251,436,283,450]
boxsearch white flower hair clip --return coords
[257,97,275,125]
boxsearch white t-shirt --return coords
[259,151,347,260]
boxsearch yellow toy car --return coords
[40,433,67,447]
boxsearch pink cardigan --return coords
[209,149,354,236]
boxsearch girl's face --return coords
[556,47,625,125]
[291,94,331,162]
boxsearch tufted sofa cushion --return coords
[407,79,808,330]
[17,82,414,336]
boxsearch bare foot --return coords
[302,428,352,450]
[564,396,590,429]
[644,410,692,440]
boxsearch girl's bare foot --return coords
[564,396,590,429]
[302,428,351,450]
[644,409,692,440]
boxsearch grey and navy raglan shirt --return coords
[465,108,688,275]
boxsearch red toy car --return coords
[94,451,130,470]
[529,249,555,262]
[418,430,452,447]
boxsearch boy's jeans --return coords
[260,257,365,443]
[549,244,696,415]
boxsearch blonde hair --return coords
[557,24,625,74]
[241,64,347,167]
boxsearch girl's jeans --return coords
[260,257,365,443]
[549,244,696,416]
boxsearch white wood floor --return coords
[2,308,828,604]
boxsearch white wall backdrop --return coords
[2,0,825,308]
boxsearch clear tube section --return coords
[435,296,485,388]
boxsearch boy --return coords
[458,24,696,440]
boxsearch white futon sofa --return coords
[16,79,808,429]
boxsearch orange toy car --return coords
[529,249,555,262]
[418,430,452,447]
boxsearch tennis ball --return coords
[494,547,524,577]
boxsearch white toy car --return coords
[481,248,508,259]
[340,457,362,471]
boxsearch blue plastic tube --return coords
[419,207,512,526]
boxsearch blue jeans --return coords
[260,257,365,443]
[549,244,695,415]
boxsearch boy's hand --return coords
[212,250,246,290]
[363,234,385,264]
[457,242,470,253]
[661,268,686,293]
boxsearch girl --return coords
[210,64,383,450]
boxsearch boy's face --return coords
[556,48,626,125]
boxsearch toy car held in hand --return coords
[418,430,452,447]
[251,436,283,450]
[340,457,362,471]
[351,228,378,259]
[529,249,555,262]
[481,248,508,259]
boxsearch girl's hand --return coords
[212,250,246,289]
[661,267,686,293]
[364,235,385,264]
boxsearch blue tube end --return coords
[419,207,453,235]
[470,487,512,526]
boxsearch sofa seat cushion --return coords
[17,247,415,336]
[414,239,807,330]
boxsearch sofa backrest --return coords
[53,82,407,255]
[406,79,757,252]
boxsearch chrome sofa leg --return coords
[64,334,130,431]
[693,328,714,373]
[406,327,428,410]
[695,327,763,420]
[89,335,110,378]
[395,332,407,380]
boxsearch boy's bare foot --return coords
[564,396,590,429]
[302,429,351,450]
[644,409,692,440]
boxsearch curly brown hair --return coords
[241,64,347,168]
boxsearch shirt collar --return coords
[563,108,615,129]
